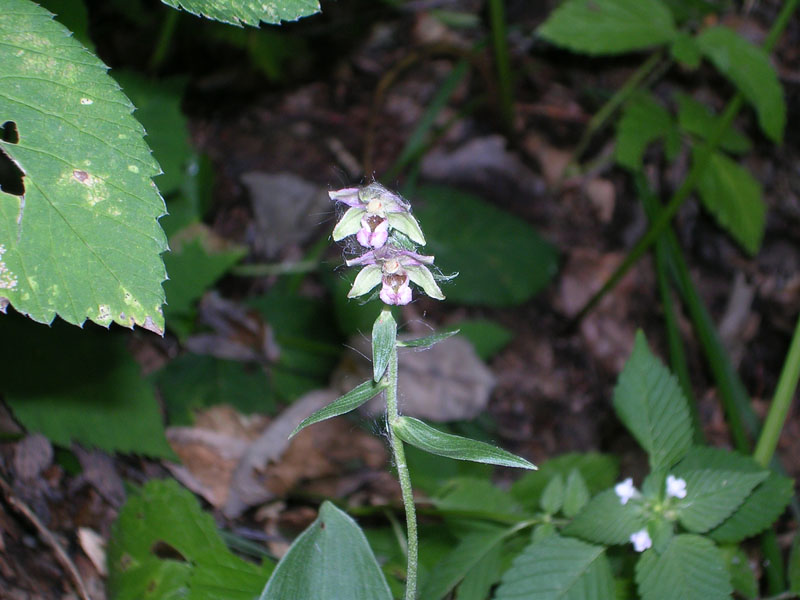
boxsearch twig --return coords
[0,473,92,600]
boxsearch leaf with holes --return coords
[538,0,676,55]
[0,0,167,331]
[160,0,320,26]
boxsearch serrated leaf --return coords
[563,469,591,518]
[108,479,272,600]
[397,328,459,349]
[615,92,680,170]
[434,477,523,517]
[708,471,793,543]
[670,32,701,68]
[613,331,693,471]
[537,0,676,55]
[563,489,647,545]
[415,186,558,306]
[635,534,732,600]
[694,149,765,255]
[0,0,167,332]
[720,545,757,599]
[392,416,535,469]
[511,453,619,512]
[420,524,511,600]
[495,534,615,600]
[372,308,396,381]
[160,0,320,26]
[290,380,385,438]
[696,26,786,142]
[541,474,565,514]
[260,501,391,600]
[675,93,751,154]
[2,315,173,457]
[456,542,502,600]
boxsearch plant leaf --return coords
[455,542,502,600]
[290,380,385,438]
[675,93,751,154]
[451,319,512,359]
[414,186,558,307]
[494,534,615,600]
[540,474,565,514]
[563,469,591,518]
[108,479,272,600]
[537,0,676,55]
[708,471,793,542]
[563,489,647,545]
[635,534,732,600]
[696,25,786,143]
[2,315,173,457]
[613,330,693,471]
[259,501,391,600]
[397,328,459,349]
[160,0,320,26]
[720,544,757,599]
[615,92,680,170]
[693,149,765,256]
[392,416,535,469]
[372,308,397,381]
[670,32,701,68]
[0,0,167,332]
[790,532,800,594]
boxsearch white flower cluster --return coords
[614,474,688,553]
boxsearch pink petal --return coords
[329,188,362,207]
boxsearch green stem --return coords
[753,312,800,468]
[488,0,513,134]
[386,341,419,599]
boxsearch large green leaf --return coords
[696,26,786,143]
[260,501,391,600]
[494,534,615,600]
[613,331,693,471]
[108,479,273,600]
[615,92,680,171]
[160,0,320,26]
[635,534,732,600]
[563,489,647,545]
[414,186,558,306]
[0,0,167,332]
[1,314,172,457]
[537,0,676,55]
[693,149,765,256]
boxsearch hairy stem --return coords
[386,344,419,599]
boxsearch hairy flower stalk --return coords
[330,183,446,598]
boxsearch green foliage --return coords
[562,469,591,518]
[563,489,646,545]
[397,328,459,349]
[392,416,536,469]
[695,26,786,143]
[108,479,273,600]
[674,94,751,155]
[433,477,523,517]
[615,92,680,170]
[613,331,693,472]
[372,308,397,381]
[456,543,502,600]
[669,32,701,68]
[635,534,732,600]
[1,315,172,457]
[540,474,565,514]
[538,0,675,55]
[153,353,273,425]
[414,186,558,306]
[693,149,765,255]
[720,545,758,599]
[494,534,615,600]
[0,0,167,332]
[790,533,800,594]
[259,501,392,600]
[160,0,320,26]
[289,380,386,438]
[450,319,513,360]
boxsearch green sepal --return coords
[387,212,426,246]
[396,329,459,349]
[333,206,365,241]
[406,264,445,300]
[289,380,386,438]
[372,309,397,382]
[391,416,535,469]
[348,265,382,298]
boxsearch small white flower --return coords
[614,478,637,505]
[630,529,652,552]
[666,474,687,499]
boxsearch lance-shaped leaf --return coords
[0,0,167,331]
[289,380,385,438]
[372,308,396,381]
[392,416,535,469]
[161,0,320,27]
[397,329,459,349]
[259,501,391,600]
